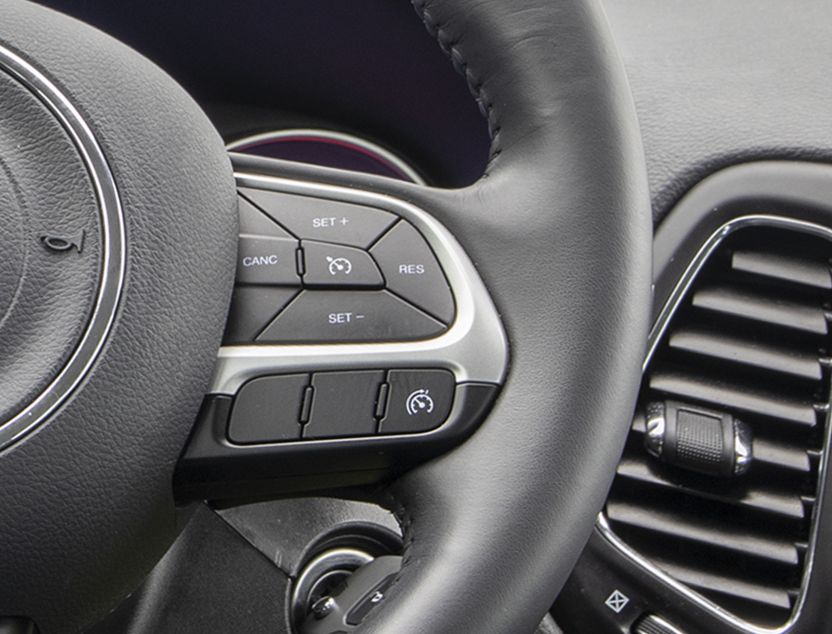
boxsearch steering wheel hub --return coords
[0,46,123,449]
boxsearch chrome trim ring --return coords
[227,129,426,185]
[598,214,832,634]
[211,173,508,398]
[0,45,125,450]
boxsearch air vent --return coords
[604,225,831,628]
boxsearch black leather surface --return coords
[0,2,236,632]
[0,68,101,427]
[233,0,651,630]
[603,0,832,223]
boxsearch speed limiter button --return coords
[379,369,455,434]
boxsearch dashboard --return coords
[9,1,832,633]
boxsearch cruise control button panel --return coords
[224,189,456,344]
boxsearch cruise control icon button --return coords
[257,290,445,343]
[302,240,383,288]
[379,369,455,434]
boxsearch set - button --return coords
[257,290,444,343]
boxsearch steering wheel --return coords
[0,0,650,632]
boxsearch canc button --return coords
[379,369,455,434]
[237,235,300,286]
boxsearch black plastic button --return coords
[302,240,383,288]
[379,369,455,434]
[371,221,454,323]
[257,290,445,343]
[237,235,300,285]
[305,371,385,439]
[228,374,308,444]
[239,195,292,238]
[224,287,299,344]
[241,188,396,248]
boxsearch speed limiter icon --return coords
[405,389,435,416]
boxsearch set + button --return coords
[240,188,396,248]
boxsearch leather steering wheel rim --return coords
[366,1,651,630]
[0,0,650,632]
[244,1,652,631]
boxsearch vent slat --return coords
[616,458,806,520]
[649,371,816,428]
[693,286,827,335]
[732,251,832,289]
[753,438,812,473]
[606,500,799,565]
[658,561,794,611]
[669,327,822,381]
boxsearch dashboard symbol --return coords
[326,256,352,276]
[405,389,434,416]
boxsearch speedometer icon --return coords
[405,389,435,416]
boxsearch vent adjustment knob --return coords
[644,400,752,477]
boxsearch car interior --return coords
[1,1,830,633]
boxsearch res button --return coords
[371,221,454,323]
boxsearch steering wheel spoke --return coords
[175,164,508,499]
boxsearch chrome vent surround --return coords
[603,222,831,629]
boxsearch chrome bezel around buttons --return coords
[209,173,508,446]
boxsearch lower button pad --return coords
[226,368,456,444]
